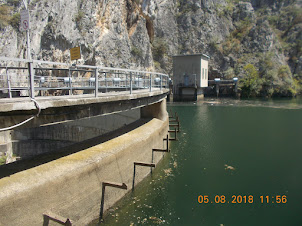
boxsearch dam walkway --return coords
[0,56,170,163]
[0,56,170,128]
[0,56,169,99]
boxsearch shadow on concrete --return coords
[0,118,151,179]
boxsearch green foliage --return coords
[240,64,262,98]
[154,61,161,71]
[131,46,143,58]
[75,10,85,31]
[259,52,274,76]
[232,17,253,41]
[75,11,84,23]
[7,0,21,7]
[9,13,20,30]
[218,17,253,55]
[258,52,277,97]
[268,15,279,27]
[278,65,292,80]
[275,65,296,96]
[272,5,302,30]
[225,0,235,13]
[152,38,168,70]
[255,53,298,97]
[176,0,199,17]
[209,38,221,52]
[293,78,302,94]
[217,0,251,17]
[0,155,7,165]
[266,4,302,61]
[0,5,12,30]
[152,38,168,61]
[222,38,241,55]
[224,67,235,79]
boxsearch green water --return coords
[95,98,302,226]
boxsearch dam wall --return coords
[0,100,169,225]
[5,109,140,161]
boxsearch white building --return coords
[172,53,210,101]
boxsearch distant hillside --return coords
[0,0,301,97]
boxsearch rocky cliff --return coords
[0,0,301,97]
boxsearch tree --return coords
[258,52,278,97]
[276,65,295,96]
[240,64,262,98]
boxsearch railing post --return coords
[68,68,72,95]
[126,73,128,89]
[6,66,12,98]
[95,68,98,97]
[160,74,162,90]
[28,61,35,99]
[105,72,107,93]
[149,73,152,92]
[130,72,132,94]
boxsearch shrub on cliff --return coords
[275,65,296,96]
[152,37,168,61]
[240,64,262,98]
[9,13,20,30]
[0,5,12,30]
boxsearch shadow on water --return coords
[0,118,151,179]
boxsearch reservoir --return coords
[92,98,302,226]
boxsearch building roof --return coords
[172,53,210,59]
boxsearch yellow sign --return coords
[70,47,81,61]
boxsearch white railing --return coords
[0,57,170,98]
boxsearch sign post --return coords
[20,1,31,60]
[21,1,34,98]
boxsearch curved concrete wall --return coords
[9,109,140,160]
[0,107,169,225]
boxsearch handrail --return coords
[0,56,170,99]
[0,57,169,76]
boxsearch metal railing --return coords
[0,57,170,99]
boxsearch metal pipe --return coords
[104,72,107,93]
[68,68,72,95]
[99,182,127,221]
[130,72,132,94]
[132,162,155,191]
[149,73,152,92]
[160,74,162,90]
[28,62,35,99]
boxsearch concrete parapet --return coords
[7,109,140,160]
[0,109,169,225]
[141,98,168,121]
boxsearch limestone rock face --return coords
[0,0,301,94]
[233,2,255,22]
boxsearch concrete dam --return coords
[0,57,171,225]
